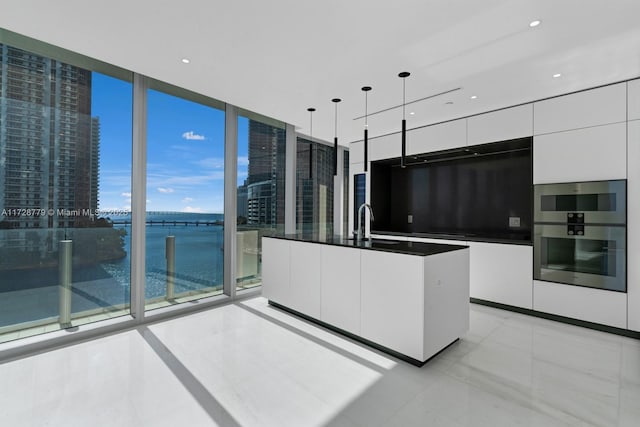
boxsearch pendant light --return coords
[399,71,410,168]
[332,98,341,176]
[307,107,315,179]
[361,86,371,172]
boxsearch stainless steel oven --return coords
[534,180,626,225]
[533,180,626,292]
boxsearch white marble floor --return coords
[0,296,638,427]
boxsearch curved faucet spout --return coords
[356,203,375,242]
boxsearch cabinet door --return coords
[533,122,627,184]
[261,238,290,305]
[369,133,400,162]
[628,121,640,332]
[533,280,627,329]
[467,105,533,145]
[533,83,626,135]
[350,140,364,164]
[468,242,533,309]
[321,245,361,334]
[406,119,466,155]
[289,241,322,318]
[629,79,640,121]
[360,250,424,360]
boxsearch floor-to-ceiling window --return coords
[296,137,334,238]
[236,115,286,291]
[0,42,133,342]
[144,83,225,310]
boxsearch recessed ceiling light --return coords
[181,58,190,64]
[553,73,562,78]
[409,111,415,115]
[529,20,541,27]
[445,101,454,105]
[470,95,478,100]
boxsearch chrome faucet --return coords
[356,203,375,242]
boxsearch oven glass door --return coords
[534,224,626,291]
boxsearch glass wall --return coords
[353,173,366,236]
[343,150,349,236]
[236,115,286,291]
[0,43,133,342]
[144,85,225,310]
[296,137,334,238]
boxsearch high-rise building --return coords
[245,120,285,227]
[295,138,334,236]
[0,44,98,231]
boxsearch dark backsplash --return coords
[370,137,533,242]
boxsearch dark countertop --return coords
[264,234,468,257]
[371,230,533,246]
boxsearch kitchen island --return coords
[262,235,470,366]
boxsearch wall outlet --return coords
[407,214,413,224]
[509,216,521,227]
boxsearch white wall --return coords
[628,119,640,332]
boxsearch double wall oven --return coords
[533,180,626,292]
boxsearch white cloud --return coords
[157,187,174,194]
[182,131,205,141]
[182,197,194,203]
[238,156,249,166]
[193,157,224,169]
[121,192,132,198]
[182,206,203,213]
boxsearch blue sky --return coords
[92,72,249,214]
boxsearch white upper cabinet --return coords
[368,133,401,162]
[629,79,640,121]
[533,83,627,135]
[349,140,364,165]
[533,122,627,184]
[467,104,533,145]
[406,119,466,155]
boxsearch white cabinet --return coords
[533,280,627,329]
[320,245,361,335]
[533,83,627,135]
[533,122,627,184]
[628,121,640,332]
[467,105,533,145]
[406,119,466,155]
[467,242,533,309]
[422,249,470,359]
[360,250,425,360]
[263,237,470,363]
[289,241,322,318]
[369,133,400,162]
[350,140,364,165]
[261,238,290,306]
[629,79,640,121]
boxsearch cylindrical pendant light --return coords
[399,71,410,168]
[332,98,341,176]
[362,86,371,172]
[307,107,315,179]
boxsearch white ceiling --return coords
[2,0,640,144]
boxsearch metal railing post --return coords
[166,235,175,300]
[58,239,73,327]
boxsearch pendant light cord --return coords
[365,91,368,127]
[402,78,406,119]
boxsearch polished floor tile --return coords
[0,297,638,426]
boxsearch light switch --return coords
[509,216,521,227]
[408,214,413,224]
